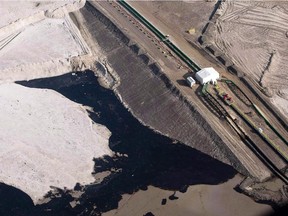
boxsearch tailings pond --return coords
[0,71,237,215]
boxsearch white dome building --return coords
[196,67,220,85]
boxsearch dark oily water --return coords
[4,71,237,215]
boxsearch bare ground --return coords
[205,0,288,120]
[0,0,90,83]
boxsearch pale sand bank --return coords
[104,175,273,216]
[0,83,112,203]
[0,0,84,29]
[0,0,90,83]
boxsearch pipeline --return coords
[202,85,288,184]
[231,103,288,164]
[222,79,288,146]
[118,0,201,72]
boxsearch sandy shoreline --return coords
[104,174,273,216]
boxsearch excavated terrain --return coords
[203,1,288,120]
[0,0,287,209]
[74,2,258,177]
[117,0,288,205]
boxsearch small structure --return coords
[187,28,196,35]
[186,76,196,88]
[196,67,220,85]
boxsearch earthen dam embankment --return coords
[73,2,253,177]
